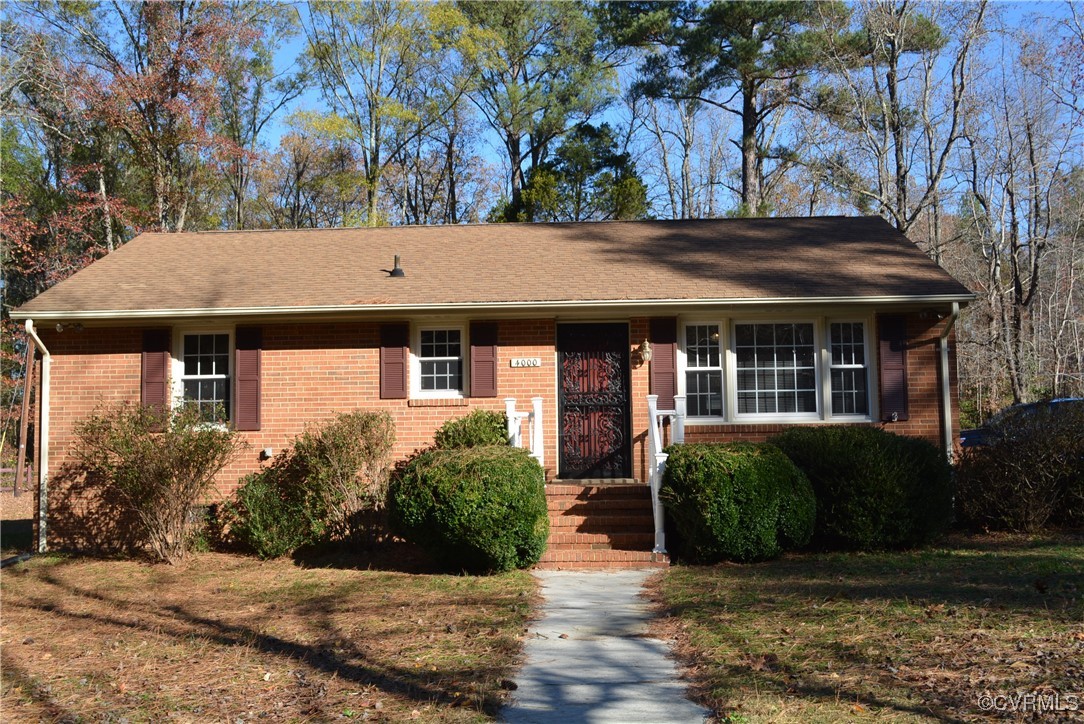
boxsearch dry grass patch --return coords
[1,549,535,722]
[652,532,1084,722]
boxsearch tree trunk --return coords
[97,167,114,252]
[740,81,762,216]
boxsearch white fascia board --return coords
[11,293,977,322]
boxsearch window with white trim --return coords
[180,332,231,421]
[678,317,873,423]
[829,322,869,415]
[418,328,463,394]
[734,322,818,415]
[684,323,723,417]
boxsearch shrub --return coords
[389,445,547,573]
[660,442,815,563]
[227,467,318,559]
[956,403,1084,532]
[73,402,246,563]
[227,410,395,558]
[771,426,952,550]
[433,409,508,449]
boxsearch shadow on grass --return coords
[290,539,448,574]
[660,533,1084,721]
[669,533,1084,615]
[1,651,80,721]
[11,566,517,718]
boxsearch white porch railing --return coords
[646,394,686,554]
[505,397,544,468]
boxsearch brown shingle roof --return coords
[13,216,973,319]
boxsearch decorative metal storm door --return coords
[557,323,631,479]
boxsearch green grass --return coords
[655,532,1084,722]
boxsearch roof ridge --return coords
[147,214,872,236]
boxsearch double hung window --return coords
[829,322,869,415]
[180,332,231,421]
[684,324,723,417]
[418,328,463,394]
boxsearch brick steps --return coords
[536,548,669,569]
[536,481,666,570]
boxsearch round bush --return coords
[660,442,815,563]
[388,445,548,573]
[433,409,508,449]
[771,426,952,550]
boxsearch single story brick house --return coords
[13,216,974,565]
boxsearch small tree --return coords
[74,402,245,563]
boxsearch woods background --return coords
[2,0,1082,458]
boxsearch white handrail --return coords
[646,394,685,555]
[504,397,544,468]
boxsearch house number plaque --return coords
[510,357,542,368]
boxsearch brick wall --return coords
[36,310,960,550]
[38,320,561,549]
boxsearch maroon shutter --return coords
[234,326,262,431]
[380,323,409,399]
[649,317,678,410]
[142,329,171,430]
[878,314,910,422]
[470,321,499,398]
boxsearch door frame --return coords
[555,321,632,479]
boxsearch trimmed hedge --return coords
[771,426,952,550]
[660,442,815,563]
[389,445,548,573]
[433,409,508,449]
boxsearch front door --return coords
[557,323,631,479]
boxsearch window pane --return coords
[734,324,754,346]
[686,370,722,417]
[734,323,816,416]
[686,325,720,370]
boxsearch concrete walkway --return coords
[500,570,710,724]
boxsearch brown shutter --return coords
[649,317,678,410]
[142,329,171,430]
[470,321,499,398]
[234,326,262,431]
[380,323,409,399]
[878,314,910,422]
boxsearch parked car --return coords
[960,398,1084,448]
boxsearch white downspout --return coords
[939,303,961,463]
[24,320,51,553]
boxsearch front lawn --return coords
[1,550,535,721]
[653,533,1084,722]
